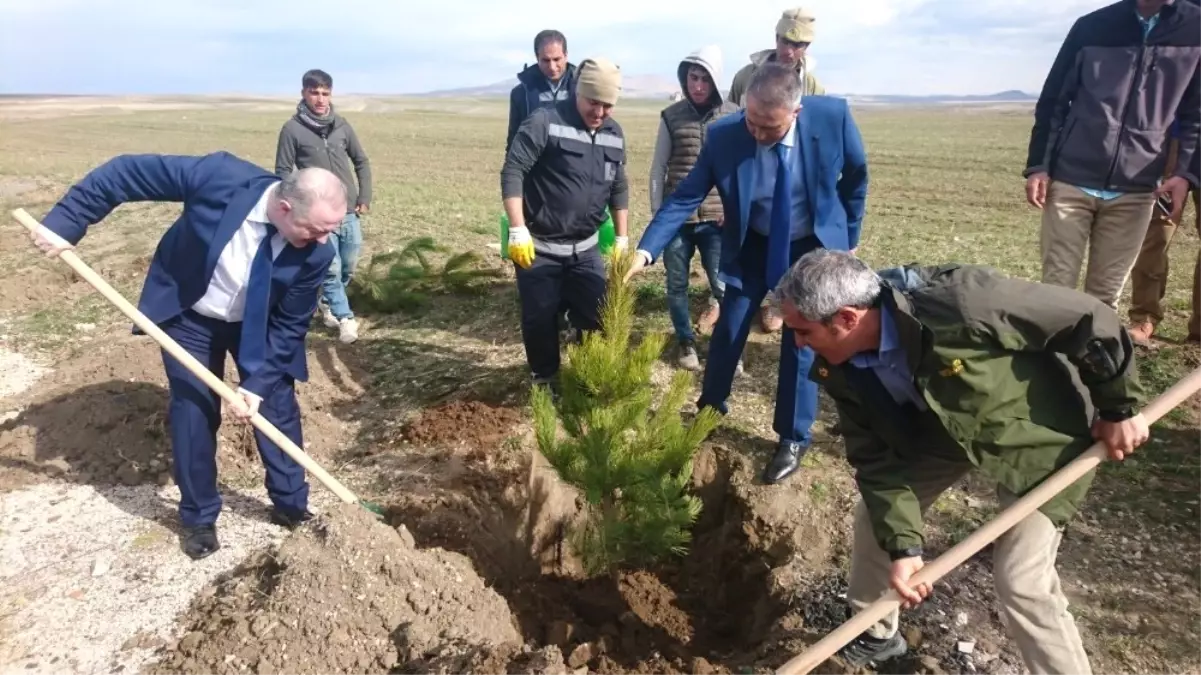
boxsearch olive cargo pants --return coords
[846,456,1092,675]
[1128,139,1201,337]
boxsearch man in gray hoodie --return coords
[275,68,373,344]
[649,46,739,372]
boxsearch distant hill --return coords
[839,89,1037,105]
[423,78,1037,104]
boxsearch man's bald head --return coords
[270,167,348,247]
[280,167,348,217]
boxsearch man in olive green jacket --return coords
[774,249,1149,674]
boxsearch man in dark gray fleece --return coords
[1023,0,1199,312]
[275,68,373,344]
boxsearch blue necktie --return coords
[766,141,792,289]
[239,223,276,375]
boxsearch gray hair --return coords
[278,167,347,217]
[771,249,882,321]
[745,61,803,110]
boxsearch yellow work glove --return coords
[613,235,629,255]
[508,225,535,269]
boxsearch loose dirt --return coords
[150,502,522,675]
[399,399,525,448]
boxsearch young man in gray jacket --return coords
[648,45,739,372]
[275,68,373,344]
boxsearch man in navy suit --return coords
[628,62,868,484]
[31,152,346,559]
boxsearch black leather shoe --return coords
[762,441,808,484]
[270,508,315,529]
[182,524,220,560]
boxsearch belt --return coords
[532,230,599,256]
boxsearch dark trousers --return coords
[515,247,606,379]
[161,310,309,527]
[699,232,820,445]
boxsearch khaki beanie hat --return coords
[776,7,816,43]
[576,57,622,105]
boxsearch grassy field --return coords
[0,96,1198,674]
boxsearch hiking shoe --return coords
[696,303,720,336]
[337,317,359,344]
[1128,320,1155,346]
[678,340,701,371]
[735,358,745,377]
[319,304,339,329]
[838,631,908,668]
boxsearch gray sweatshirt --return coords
[274,113,373,211]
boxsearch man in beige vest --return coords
[649,45,740,371]
[729,7,826,333]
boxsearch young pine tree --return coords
[530,250,721,577]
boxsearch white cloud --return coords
[0,0,1118,95]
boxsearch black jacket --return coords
[1024,0,1201,191]
[505,63,578,152]
[500,98,628,244]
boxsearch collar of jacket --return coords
[518,62,578,89]
[1123,0,1181,19]
[807,287,931,388]
[881,287,930,378]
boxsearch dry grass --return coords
[0,96,1197,674]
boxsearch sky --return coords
[0,0,1113,97]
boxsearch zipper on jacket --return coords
[1104,29,1149,189]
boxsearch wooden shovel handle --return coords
[10,207,360,505]
[776,366,1201,675]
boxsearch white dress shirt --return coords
[192,185,287,323]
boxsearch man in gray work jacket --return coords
[500,58,630,390]
[275,68,373,344]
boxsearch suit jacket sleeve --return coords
[635,129,717,262]
[41,154,206,245]
[239,252,333,397]
[838,104,869,249]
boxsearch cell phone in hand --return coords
[1156,194,1174,218]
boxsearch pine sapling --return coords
[531,250,721,577]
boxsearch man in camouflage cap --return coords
[729,8,825,107]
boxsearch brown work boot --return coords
[696,303,720,336]
[1128,320,1155,346]
[759,305,783,333]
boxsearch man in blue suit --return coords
[30,152,347,559]
[628,62,868,484]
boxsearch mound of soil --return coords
[150,502,522,674]
[0,331,366,492]
[399,399,524,448]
